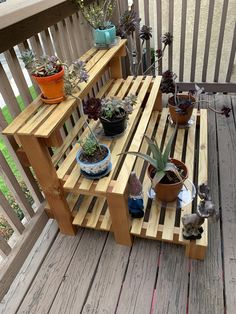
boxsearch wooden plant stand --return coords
[3,39,208,260]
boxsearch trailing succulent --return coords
[21,50,89,94]
[120,126,183,187]
[83,94,137,121]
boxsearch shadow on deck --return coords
[1,94,236,314]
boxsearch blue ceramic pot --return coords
[93,25,116,45]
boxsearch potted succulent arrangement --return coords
[21,50,88,104]
[83,94,137,136]
[160,70,196,125]
[120,126,188,203]
[74,96,112,179]
[76,133,111,178]
[75,0,117,47]
[160,71,232,125]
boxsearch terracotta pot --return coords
[32,67,65,104]
[100,110,127,136]
[168,95,195,125]
[147,159,188,202]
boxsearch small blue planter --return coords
[93,25,116,46]
[76,144,111,176]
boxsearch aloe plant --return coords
[120,126,183,187]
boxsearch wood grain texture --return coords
[189,95,224,314]
[116,238,160,314]
[17,230,83,314]
[216,94,236,313]
[0,205,48,301]
[153,244,188,314]
[49,230,107,314]
[0,220,58,313]
[81,234,131,314]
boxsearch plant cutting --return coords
[75,0,116,46]
[120,126,188,203]
[21,50,88,104]
[83,94,137,136]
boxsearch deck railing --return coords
[0,0,235,299]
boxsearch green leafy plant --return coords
[79,134,100,156]
[75,0,116,30]
[21,50,89,94]
[120,126,183,187]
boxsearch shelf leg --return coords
[107,189,132,246]
[185,241,206,260]
[19,135,77,236]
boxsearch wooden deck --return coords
[0,93,236,314]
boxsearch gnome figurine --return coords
[128,172,144,218]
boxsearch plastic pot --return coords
[100,114,127,136]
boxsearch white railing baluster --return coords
[144,0,151,71]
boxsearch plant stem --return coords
[136,40,145,75]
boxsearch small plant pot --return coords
[32,67,65,104]
[76,144,111,176]
[93,25,116,45]
[147,159,188,202]
[100,114,127,136]
[168,95,195,125]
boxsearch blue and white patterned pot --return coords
[76,144,111,175]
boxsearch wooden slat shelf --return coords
[128,109,207,258]
[59,76,161,195]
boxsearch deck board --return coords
[2,94,235,314]
[188,95,224,314]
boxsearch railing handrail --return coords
[0,0,66,29]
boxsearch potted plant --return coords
[83,94,137,136]
[160,70,196,125]
[21,50,88,104]
[120,126,188,202]
[75,0,116,46]
[76,134,111,178]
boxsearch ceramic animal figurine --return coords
[128,172,144,218]
[182,183,219,240]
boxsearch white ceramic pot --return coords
[76,144,111,176]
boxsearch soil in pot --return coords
[148,159,188,202]
[79,145,108,163]
[100,111,127,136]
[168,95,195,125]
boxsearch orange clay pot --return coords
[168,95,195,125]
[147,158,188,203]
[32,67,65,104]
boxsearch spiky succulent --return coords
[120,126,183,187]
[79,134,99,156]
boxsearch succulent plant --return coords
[120,126,183,187]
